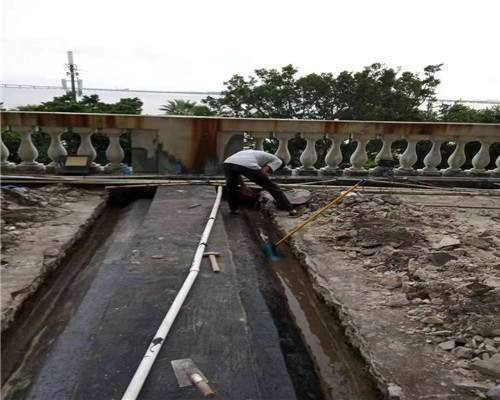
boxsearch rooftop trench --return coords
[228,207,383,400]
[1,186,157,400]
[3,184,382,400]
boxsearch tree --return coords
[160,99,214,116]
[5,94,143,164]
[17,93,143,114]
[439,103,500,123]
[203,63,442,121]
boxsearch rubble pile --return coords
[299,190,500,383]
[1,185,94,252]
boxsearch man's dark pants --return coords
[223,163,292,212]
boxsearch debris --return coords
[452,377,494,391]
[1,185,100,252]
[361,248,378,256]
[428,252,457,266]
[360,241,382,248]
[453,346,475,359]
[386,293,410,307]
[470,354,500,379]
[382,274,404,289]
[334,230,355,240]
[413,267,439,281]
[387,382,403,399]
[381,195,401,206]
[281,188,500,381]
[467,236,491,250]
[421,316,444,325]
[433,236,461,250]
[487,385,500,400]
[462,281,493,296]
[438,340,456,351]
[455,360,469,368]
[151,255,164,259]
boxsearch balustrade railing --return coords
[247,130,500,178]
[1,111,499,177]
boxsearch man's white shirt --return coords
[224,150,282,172]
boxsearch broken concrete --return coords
[1,185,107,332]
[270,188,500,399]
[471,354,500,379]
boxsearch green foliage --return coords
[5,94,142,165]
[203,63,442,121]
[439,104,500,123]
[17,93,143,114]
[160,99,214,116]
[2,130,22,163]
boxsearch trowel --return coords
[171,358,215,398]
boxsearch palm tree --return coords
[160,99,214,116]
[160,99,197,115]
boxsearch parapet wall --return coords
[1,111,500,176]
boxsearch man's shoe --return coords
[288,209,298,217]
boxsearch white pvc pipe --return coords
[121,186,223,400]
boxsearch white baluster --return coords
[344,134,369,176]
[418,137,443,176]
[369,135,395,176]
[1,130,16,171]
[273,132,294,175]
[253,132,269,151]
[15,126,46,172]
[491,154,500,177]
[395,136,419,176]
[296,133,319,175]
[44,128,68,173]
[442,138,467,176]
[74,128,103,173]
[320,133,346,176]
[466,139,491,175]
[104,129,125,173]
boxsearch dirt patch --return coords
[1,184,107,331]
[267,188,500,399]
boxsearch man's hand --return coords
[240,185,254,196]
[261,165,272,175]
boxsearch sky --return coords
[1,0,499,100]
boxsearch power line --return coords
[0,83,220,96]
[1,83,499,105]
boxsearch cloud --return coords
[1,0,499,99]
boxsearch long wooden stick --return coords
[275,180,365,247]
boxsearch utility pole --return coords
[63,51,81,101]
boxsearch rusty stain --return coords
[105,115,116,129]
[188,118,220,172]
[2,111,499,141]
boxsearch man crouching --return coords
[223,150,297,216]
